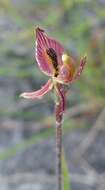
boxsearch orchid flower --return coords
[20,27,86,119]
[20,27,87,190]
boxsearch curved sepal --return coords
[55,84,66,123]
[20,79,53,99]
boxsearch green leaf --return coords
[62,150,72,190]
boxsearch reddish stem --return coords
[55,84,65,190]
[56,119,62,190]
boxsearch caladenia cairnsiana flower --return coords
[20,27,87,190]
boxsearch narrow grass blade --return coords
[62,150,72,190]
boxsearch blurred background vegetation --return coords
[0,0,105,189]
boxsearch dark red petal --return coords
[20,79,53,99]
[74,55,87,80]
[55,84,66,123]
[35,27,64,76]
[55,84,66,112]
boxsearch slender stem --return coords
[55,100,64,190]
[56,120,63,190]
[54,82,65,190]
